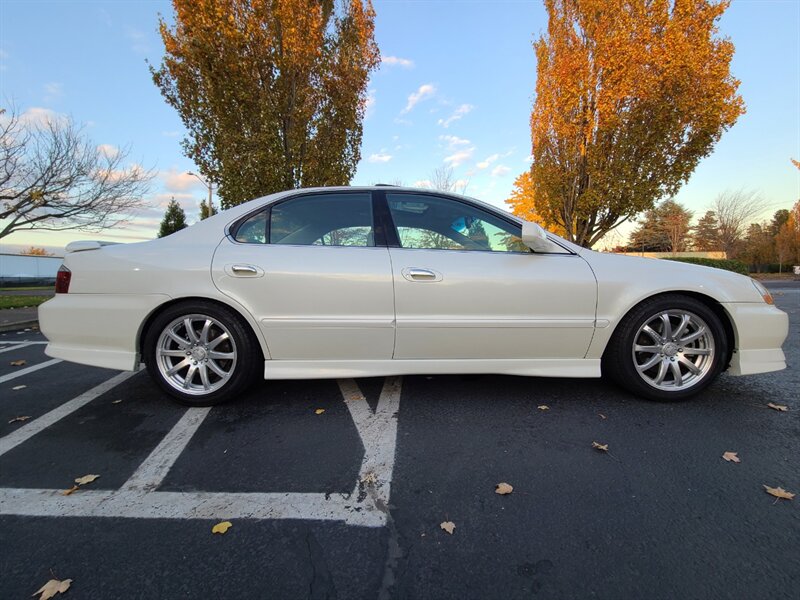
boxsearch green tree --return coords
[158,198,188,237]
[199,199,217,221]
[741,222,774,271]
[150,0,380,208]
[530,0,744,247]
[629,200,693,254]
[693,211,721,251]
[769,209,790,237]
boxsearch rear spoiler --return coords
[65,240,120,253]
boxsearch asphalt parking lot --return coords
[1,286,798,599]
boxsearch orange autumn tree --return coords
[506,171,566,236]
[151,0,380,207]
[530,0,744,247]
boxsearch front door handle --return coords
[401,267,442,282]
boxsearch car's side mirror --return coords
[521,220,551,252]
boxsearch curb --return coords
[0,319,39,333]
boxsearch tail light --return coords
[55,265,72,293]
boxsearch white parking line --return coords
[0,376,403,527]
[0,371,136,457]
[121,407,212,492]
[0,342,35,354]
[0,358,62,384]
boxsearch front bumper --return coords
[722,302,789,376]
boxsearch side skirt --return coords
[263,358,601,380]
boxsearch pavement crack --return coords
[305,531,338,600]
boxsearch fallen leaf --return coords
[440,521,455,534]
[361,472,377,485]
[592,441,609,452]
[763,485,795,500]
[767,402,789,412]
[315,408,325,415]
[74,474,100,486]
[10,359,26,366]
[12,385,26,391]
[32,578,72,600]
[212,521,233,534]
[599,413,608,420]
[61,485,79,496]
[8,415,31,424]
[348,393,363,401]
[537,405,549,411]
[111,399,122,404]
[722,451,740,463]
[495,482,513,495]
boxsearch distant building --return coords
[0,253,63,287]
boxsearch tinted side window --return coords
[234,210,267,244]
[386,194,529,253]
[270,193,374,247]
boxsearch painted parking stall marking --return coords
[0,375,402,527]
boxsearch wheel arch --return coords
[602,290,736,368]
[137,296,269,362]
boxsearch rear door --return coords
[381,192,597,360]
[212,191,395,360]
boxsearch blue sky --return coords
[0,0,798,253]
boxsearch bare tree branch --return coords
[712,189,767,258]
[0,106,154,240]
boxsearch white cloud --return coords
[368,152,393,163]
[126,27,149,54]
[477,154,500,170]
[524,154,534,164]
[161,168,205,193]
[97,144,119,159]
[437,103,474,128]
[413,180,433,189]
[491,165,511,177]
[444,148,474,167]
[440,135,470,150]
[363,88,376,118]
[382,56,414,68]
[43,82,63,101]
[402,84,436,114]
[15,107,62,128]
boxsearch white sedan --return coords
[40,186,788,406]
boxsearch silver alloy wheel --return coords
[155,314,238,396]
[632,309,715,391]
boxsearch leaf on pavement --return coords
[212,521,233,534]
[10,359,26,366]
[537,405,549,411]
[763,485,795,500]
[766,402,789,412]
[348,393,363,402]
[111,399,122,404]
[12,385,27,391]
[440,521,455,534]
[722,451,740,463]
[61,485,79,496]
[314,408,325,415]
[8,415,31,424]
[32,578,72,600]
[592,441,609,452]
[495,482,513,495]
[74,474,100,486]
[361,472,377,485]
[599,413,608,420]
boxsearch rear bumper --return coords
[40,293,170,371]
[722,302,789,376]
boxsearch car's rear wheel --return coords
[603,295,728,401]
[144,301,261,406]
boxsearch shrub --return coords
[664,257,749,275]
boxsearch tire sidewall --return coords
[144,301,260,406]
[606,295,728,401]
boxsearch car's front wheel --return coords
[143,301,261,406]
[603,295,728,401]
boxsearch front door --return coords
[383,192,597,360]
[212,191,395,360]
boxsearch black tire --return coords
[602,294,728,401]
[143,300,262,406]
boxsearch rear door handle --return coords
[401,267,442,282]
[227,264,264,277]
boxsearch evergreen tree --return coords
[693,211,721,251]
[158,198,188,237]
[199,200,217,221]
